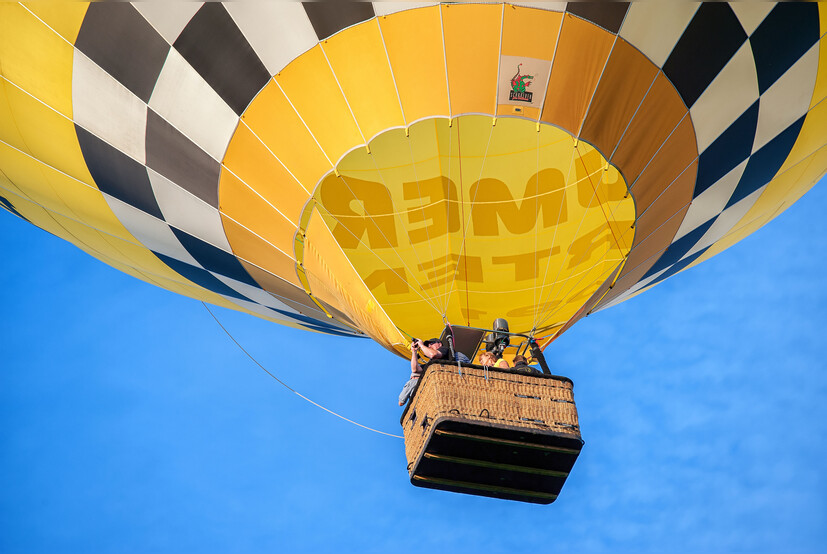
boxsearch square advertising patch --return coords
[498,55,552,110]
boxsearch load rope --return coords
[202,302,403,439]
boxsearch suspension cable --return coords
[202,302,403,439]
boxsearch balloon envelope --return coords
[1,2,824,356]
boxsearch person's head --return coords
[513,355,527,366]
[423,338,442,349]
[479,351,497,366]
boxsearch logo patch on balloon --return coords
[498,56,551,109]
[509,64,534,102]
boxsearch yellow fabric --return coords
[23,2,88,44]
[302,206,406,354]
[378,6,450,123]
[241,81,333,192]
[322,20,405,141]
[310,115,634,340]
[275,45,364,164]
[442,3,502,116]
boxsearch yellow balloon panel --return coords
[308,115,634,340]
[541,14,615,135]
[0,5,77,120]
[22,2,88,44]
[441,3,502,116]
[501,6,561,60]
[378,6,450,123]
[218,169,297,257]
[275,45,364,164]
[303,211,404,351]
[322,19,405,141]
[221,122,308,225]
[1,82,95,190]
[240,81,332,192]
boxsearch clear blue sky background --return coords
[1,182,825,554]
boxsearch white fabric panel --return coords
[148,50,238,161]
[215,293,300,323]
[752,42,819,153]
[72,50,147,164]
[225,3,317,75]
[134,2,203,45]
[147,169,233,253]
[512,3,566,13]
[730,2,775,36]
[619,3,700,67]
[211,273,299,313]
[674,159,747,241]
[599,269,664,311]
[211,282,353,333]
[690,42,759,153]
[102,193,199,265]
[684,186,765,258]
[373,3,440,17]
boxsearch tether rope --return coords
[202,302,403,439]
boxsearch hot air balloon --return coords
[1,2,824,503]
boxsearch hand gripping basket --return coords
[401,363,583,504]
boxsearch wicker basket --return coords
[401,363,583,504]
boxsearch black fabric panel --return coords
[303,2,375,40]
[300,323,361,337]
[642,219,715,280]
[154,252,252,301]
[693,101,759,198]
[172,3,271,115]
[170,228,259,288]
[0,195,29,222]
[271,307,343,331]
[566,2,629,34]
[726,115,806,209]
[644,248,708,289]
[662,3,747,108]
[75,125,163,219]
[75,3,170,103]
[750,3,820,94]
[145,110,220,208]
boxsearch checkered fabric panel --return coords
[599,2,821,309]
[68,2,355,335]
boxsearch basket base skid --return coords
[409,418,583,504]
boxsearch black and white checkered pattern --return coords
[71,2,357,335]
[599,2,821,309]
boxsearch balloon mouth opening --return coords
[297,115,635,345]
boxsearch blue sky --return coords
[1,181,826,554]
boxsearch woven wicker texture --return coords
[402,364,581,471]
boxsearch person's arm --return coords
[410,344,421,375]
[496,359,510,369]
[416,340,441,359]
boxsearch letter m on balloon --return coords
[470,169,567,236]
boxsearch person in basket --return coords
[414,338,471,363]
[398,342,423,406]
